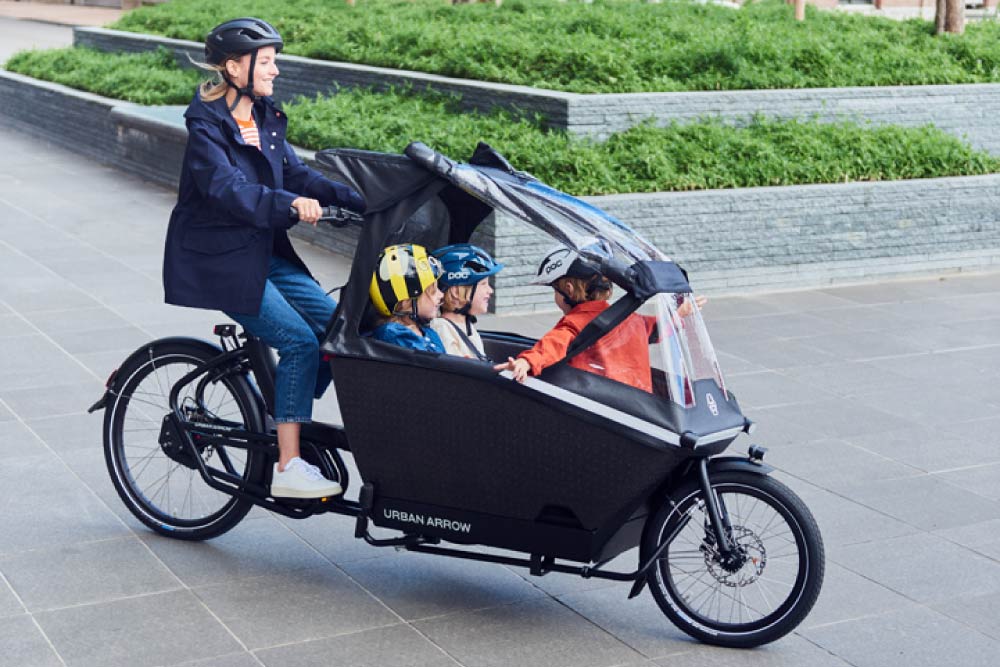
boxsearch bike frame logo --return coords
[383,508,472,534]
[706,393,719,416]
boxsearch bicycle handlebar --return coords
[289,205,365,228]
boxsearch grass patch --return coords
[7,46,998,194]
[109,0,1000,93]
[5,47,200,105]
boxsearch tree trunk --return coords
[794,0,806,21]
[945,0,965,34]
[935,0,947,34]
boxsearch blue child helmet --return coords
[432,244,504,289]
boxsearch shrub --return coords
[110,0,1000,93]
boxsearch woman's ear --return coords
[224,58,241,81]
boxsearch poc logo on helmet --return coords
[706,393,719,416]
[543,259,563,275]
[448,270,470,281]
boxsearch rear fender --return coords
[87,337,227,413]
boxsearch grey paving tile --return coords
[933,519,1000,562]
[0,419,48,459]
[23,412,104,454]
[0,614,62,667]
[777,477,919,548]
[0,453,130,555]
[167,653,261,667]
[769,438,922,493]
[337,549,546,621]
[848,425,1000,473]
[748,290,860,313]
[799,562,920,629]
[759,397,913,440]
[139,516,330,588]
[0,575,24,618]
[48,325,151,357]
[0,402,14,422]
[0,314,35,338]
[35,589,243,667]
[0,537,180,612]
[801,606,1000,667]
[833,532,1000,604]
[504,559,625,598]
[934,462,1000,502]
[651,634,854,666]
[806,303,924,333]
[797,329,928,362]
[777,359,914,399]
[273,511,389,566]
[722,371,838,410]
[834,474,1000,532]
[193,566,398,650]
[0,380,104,420]
[415,597,643,667]
[853,381,998,429]
[0,335,97,392]
[0,284,103,314]
[713,338,841,371]
[255,623,456,667]
[556,583,697,658]
[932,591,1000,641]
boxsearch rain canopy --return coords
[318,142,740,442]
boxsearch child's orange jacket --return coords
[517,301,655,392]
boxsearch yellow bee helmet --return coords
[370,244,443,317]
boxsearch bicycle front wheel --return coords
[103,340,265,540]
[644,470,824,648]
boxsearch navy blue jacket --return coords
[163,91,363,315]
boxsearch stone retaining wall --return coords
[75,27,1000,153]
[3,69,999,314]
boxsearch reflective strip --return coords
[502,371,681,446]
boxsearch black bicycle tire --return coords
[102,339,265,540]
[643,470,824,648]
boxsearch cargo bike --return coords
[91,141,824,648]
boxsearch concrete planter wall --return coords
[76,27,1000,153]
[3,69,999,314]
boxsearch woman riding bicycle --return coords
[162,17,364,499]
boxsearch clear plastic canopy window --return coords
[444,161,727,408]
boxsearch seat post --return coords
[243,334,277,416]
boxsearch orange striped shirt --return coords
[234,116,261,150]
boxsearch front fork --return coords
[697,457,735,557]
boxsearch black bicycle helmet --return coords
[205,17,284,110]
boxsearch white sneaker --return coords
[271,457,343,499]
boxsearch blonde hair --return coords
[441,285,473,314]
[189,55,233,102]
[556,276,612,303]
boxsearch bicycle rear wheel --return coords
[103,339,265,540]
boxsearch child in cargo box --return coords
[369,244,447,353]
[494,242,706,392]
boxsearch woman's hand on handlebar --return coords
[291,197,323,225]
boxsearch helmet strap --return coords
[554,284,581,309]
[224,49,259,112]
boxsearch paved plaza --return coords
[1,10,1000,664]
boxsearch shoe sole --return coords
[271,484,344,499]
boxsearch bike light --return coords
[748,444,768,462]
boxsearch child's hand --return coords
[677,294,708,318]
[494,356,530,383]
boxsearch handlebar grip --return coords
[289,206,365,227]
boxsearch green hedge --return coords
[7,47,999,195]
[5,48,201,105]
[110,0,1000,93]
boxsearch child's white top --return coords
[430,317,486,359]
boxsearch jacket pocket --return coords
[181,226,259,255]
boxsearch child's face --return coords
[469,278,493,316]
[417,282,443,320]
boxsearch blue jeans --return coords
[226,257,335,423]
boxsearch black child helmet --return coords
[205,17,284,109]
